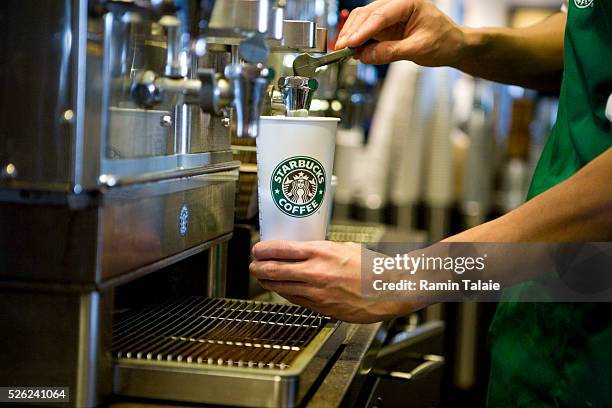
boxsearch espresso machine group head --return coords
[107,0,280,138]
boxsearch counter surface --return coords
[306,322,384,407]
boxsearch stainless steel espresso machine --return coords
[0,1,350,407]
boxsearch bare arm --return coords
[448,147,612,243]
[335,0,565,90]
[457,13,566,90]
[250,148,612,322]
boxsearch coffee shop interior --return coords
[0,0,566,407]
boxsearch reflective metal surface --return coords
[0,0,274,192]
[0,289,114,408]
[0,1,78,189]
[278,76,318,116]
[0,170,238,284]
[113,297,345,408]
[101,171,238,280]
[207,242,228,297]
[209,0,284,38]
[225,63,271,137]
[0,2,347,408]
[281,20,315,49]
[108,108,174,158]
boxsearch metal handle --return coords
[371,354,444,382]
[316,47,356,66]
[293,47,356,77]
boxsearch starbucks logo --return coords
[271,156,326,218]
[574,0,593,8]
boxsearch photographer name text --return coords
[369,253,501,292]
[372,279,501,291]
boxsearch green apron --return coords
[487,1,612,407]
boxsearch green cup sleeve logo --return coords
[270,156,326,218]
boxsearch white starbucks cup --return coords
[256,116,339,241]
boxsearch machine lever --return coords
[293,47,356,77]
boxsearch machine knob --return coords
[198,69,233,114]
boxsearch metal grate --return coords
[327,224,386,244]
[113,297,329,370]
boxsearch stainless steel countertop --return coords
[306,322,384,407]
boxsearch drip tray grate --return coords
[113,297,329,370]
[327,223,386,244]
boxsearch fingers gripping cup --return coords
[257,116,339,241]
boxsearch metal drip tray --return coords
[327,223,387,244]
[112,297,344,407]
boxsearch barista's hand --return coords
[335,0,465,67]
[249,240,414,323]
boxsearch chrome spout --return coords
[159,15,189,78]
[225,63,272,138]
[278,76,318,117]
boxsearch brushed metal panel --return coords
[190,108,232,154]
[0,201,99,283]
[101,176,237,279]
[190,49,233,154]
[0,290,113,408]
[0,0,77,187]
[0,171,238,284]
[108,108,174,159]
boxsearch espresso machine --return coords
[0,2,447,407]
[0,1,350,407]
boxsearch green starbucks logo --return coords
[271,156,326,218]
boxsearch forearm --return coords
[454,13,566,90]
[449,147,612,243]
[250,148,612,322]
[386,147,612,310]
